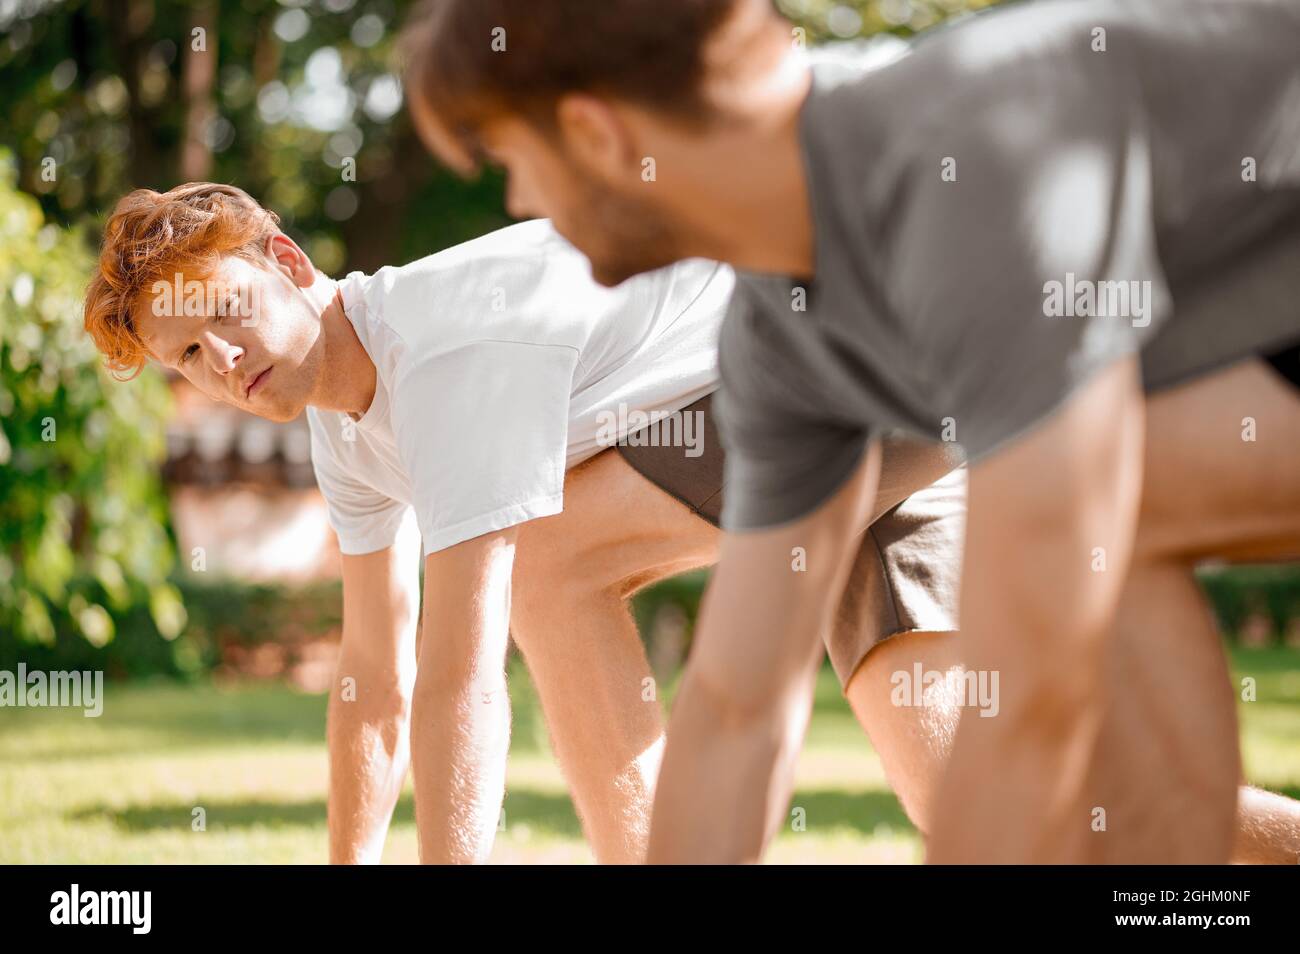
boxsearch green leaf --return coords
[150,583,188,641]
[18,591,55,646]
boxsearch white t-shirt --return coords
[306,219,734,557]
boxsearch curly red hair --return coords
[84,183,280,379]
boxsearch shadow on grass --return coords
[784,789,915,836]
[72,787,584,838]
[72,786,910,840]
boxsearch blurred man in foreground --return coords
[402,0,1300,862]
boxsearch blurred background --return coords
[1,0,1297,863]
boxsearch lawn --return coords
[2,647,1297,864]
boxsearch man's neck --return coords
[308,276,377,419]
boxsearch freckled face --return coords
[134,255,325,422]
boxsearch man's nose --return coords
[201,332,243,374]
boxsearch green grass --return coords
[1,647,1296,864]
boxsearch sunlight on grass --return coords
[0,648,1295,864]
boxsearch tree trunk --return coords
[180,2,218,183]
[340,124,434,273]
[104,0,158,188]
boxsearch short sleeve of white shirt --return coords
[307,409,417,555]
[390,339,579,555]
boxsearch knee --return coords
[514,534,593,601]
[510,551,623,653]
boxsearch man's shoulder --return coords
[395,218,567,275]
[801,5,1152,247]
[373,218,570,300]
[352,219,592,357]
[716,274,820,414]
[805,1,1138,152]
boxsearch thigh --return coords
[513,448,720,598]
[1139,357,1300,562]
[844,630,963,833]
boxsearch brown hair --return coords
[400,0,743,168]
[84,183,280,379]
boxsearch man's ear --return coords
[554,93,639,183]
[264,232,315,288]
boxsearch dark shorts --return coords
[616,393,966,688]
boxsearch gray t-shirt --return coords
[716,0,1300,531]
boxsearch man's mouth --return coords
[245,366,272,399]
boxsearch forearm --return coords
[327,670,411,865]
[928,359,1145,863]
[649,445,881,863]
[410,665,512,864]
[332,531,422,864]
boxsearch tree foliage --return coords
[0,0,511,275]
[0,154,183,648]
[0,2,1001,275]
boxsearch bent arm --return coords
[328,530,421,864]
[411,528,517,864]
[648,443,882,863]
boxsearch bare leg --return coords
[1128,359,1300,563]
[1236,787,1300,864]
[1089,357,1300,861]
[846,358,1300,863]
[1086,564,1239,861]
[509,437,962,862]
[511,449,718,862]
[928,358,1148,863]
[845,631,1300,863]
[843,630,963,832]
